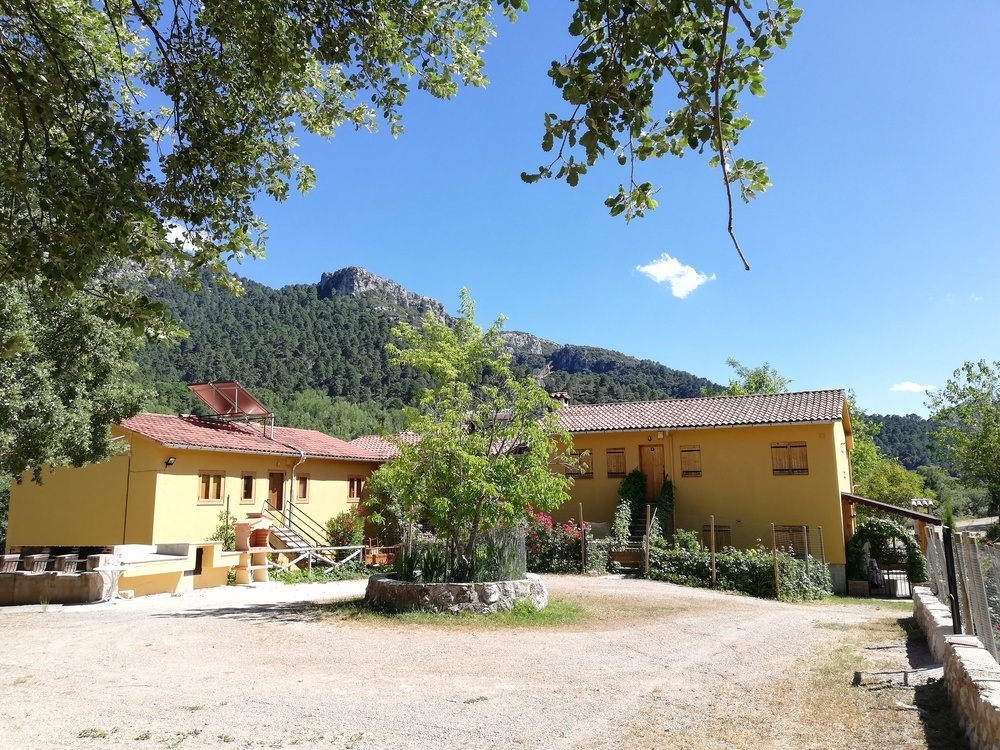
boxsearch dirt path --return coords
[0,576,942,749]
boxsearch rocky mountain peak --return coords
[317,267,448,319]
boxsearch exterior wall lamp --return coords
[165,456,176,467]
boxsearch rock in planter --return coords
[364,573,548,614]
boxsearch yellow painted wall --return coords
[558,421,851,564]
[7,450,133,550]
[150,448,375,544]
[7,425,378,550]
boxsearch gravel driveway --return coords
[0,576,909,749]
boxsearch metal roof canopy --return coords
[187,381,273,420]
[842,493,942,525]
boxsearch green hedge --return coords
[645,533,832,601]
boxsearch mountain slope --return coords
[134,269,718,430]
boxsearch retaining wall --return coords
[913,586,1000,749]
[365,573,547,614]
[0,572,104,605]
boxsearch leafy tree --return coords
[928,360,1000,518]
[916,465,990,520]
[0,475,9,551]
[854,457,934,511]
[523,0,802,267]
[1,0,526,477]
[847,391,882,491]
[705,358,790,396]
[4,0,799,474]
[366,291,577,582]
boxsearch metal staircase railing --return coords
[282,503,329,548]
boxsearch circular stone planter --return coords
[364,573,548,615]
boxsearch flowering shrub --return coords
[525,507,588,574]
[326,506,365,547]
[646,531,832,601]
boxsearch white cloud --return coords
[890,381,936,393]
[636,253,716,299]
[970,293,983,302]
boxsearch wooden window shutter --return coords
[606,449,625,478]
[771,443,790,474]
[789,442,808,474]
[680,446,702,477]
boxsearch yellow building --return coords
[555,390,854,592]
[7,413,383,552]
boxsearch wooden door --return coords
[268,472,285,512]
[639,444,665,501]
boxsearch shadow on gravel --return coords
[150,600,333,624]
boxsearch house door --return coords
[268,472,285,512]
[639,444,665,501]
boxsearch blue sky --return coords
[233,2,1000,418]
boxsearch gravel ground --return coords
[0,576,912,749]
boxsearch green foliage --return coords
[646,533,831,601]
[1,280,146,479]
[1,0,527,477]
[208,510,236,551]
[133,275,718,433]
[986,522,1000,543]
[869,413,939,471]
[916,465,990,519]
[845,518,928,583]
[367,291,576,582]
[619,468,647,518]
[704,358,791,396]
[855,458,934,513]
[0,476,9,551]
[326,507,365,548]
[655,478,674,534]
[928,360,1000,517]
[847,391,883,490]
[523,0,801,231]
[272,562,373,584]
[610,499,632,553]
[524,509,585,575]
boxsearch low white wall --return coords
[913,586,1000,749]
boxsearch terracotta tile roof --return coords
[348,431,421,460]
[557,390,846,433]
[120,414,383,461]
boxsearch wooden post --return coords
[802,525,809,575]
[579,502,586,573]
[771,523,781,600]
[817,526,826,565]
[644,504,652,576]
[710,514,717,588]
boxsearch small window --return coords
[772,442,808,475]
[606,449,626,478]
[296,475,309,502]
[348,476,364,501]
[198,472,223,504]
[569,451,593,479]
[680,446,702,477]
[240,474,255,505]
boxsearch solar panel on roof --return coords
[187,382,273,419]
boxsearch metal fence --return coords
[925,528,1000,662]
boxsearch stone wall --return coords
[913,586,1000,749]
[0,572,104,606]
[364,573,547,614]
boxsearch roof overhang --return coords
[842,493,942,525]
[567,419,840,435]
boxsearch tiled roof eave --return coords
[565,417,843,434]
[159,442,382,461]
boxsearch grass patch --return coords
[78,728,107,739]
[810,596,914,612]
[271,563,378,585]
[317,595,585,629]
